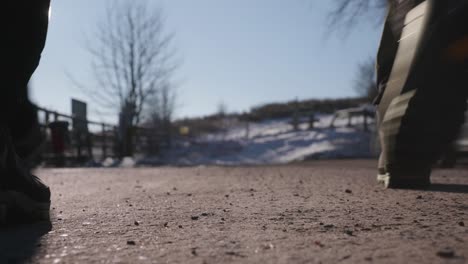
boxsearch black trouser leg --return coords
[1,1,50,163]
[1,0,50,132]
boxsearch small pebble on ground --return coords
[436,248,455,259]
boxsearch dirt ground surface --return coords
[0,160,467,264]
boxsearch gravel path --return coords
[1,160,467,263]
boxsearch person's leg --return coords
[4,0,50,100]
[6,0,50,161]
[377,1,468,189]
[0,0,51,224]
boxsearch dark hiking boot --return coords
[377,86,466,188]
[376,167,430,189]
[377,165,431,189]
[0,127,50,225]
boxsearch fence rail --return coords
[36,106,161,166]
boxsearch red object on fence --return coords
[49,121,69,154]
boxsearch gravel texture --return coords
[0,160,467,263]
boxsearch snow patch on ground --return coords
[138,113,377,166]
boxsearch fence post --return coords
[363,112,369,132]
[86,127,93,162]
[44,110,50,128]
[75,117,82,160]
[102,124,107,159]
[113,126,120,158]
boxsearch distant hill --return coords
[247,97,368,121]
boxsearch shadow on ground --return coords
[428,183,468,194]
[0,221,51,263]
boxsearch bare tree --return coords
[147,79,177,149]
[328,0,388,32]
[84,0,177,156]
[327,1,386,102]
[354,58,378,102]
[216,101,228,118]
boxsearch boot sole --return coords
[0,191,50,225]
[377,173,430,189]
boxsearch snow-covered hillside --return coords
[139,112,378,166]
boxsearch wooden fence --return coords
[36,106,161,166]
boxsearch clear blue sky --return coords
[31,0,382,123]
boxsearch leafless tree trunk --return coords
[212,101,229,141]
[354,58,378,102]
[147,79,177,149]
[216,101,227,118]
[83,0,177,156]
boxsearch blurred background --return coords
[29,0,466,167]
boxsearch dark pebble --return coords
[191,216,199,220]
[127,240,136,245]
[345,189,352,194]
[458,221,465,227]
[437,248,455,258]
[134,221,139,226]
[314,241,324,248]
